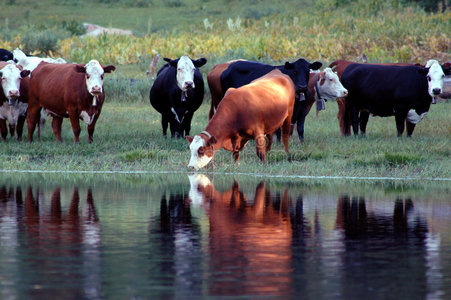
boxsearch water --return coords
[0,174,450,299]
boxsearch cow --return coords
[186,69,295,170]
[13,48,66,72]
[27,60,115,143]
[273,67,348,142]
[207,59,245,119]
[0,62,30,140]
[330,59,451,136]
[0,49,13,62]
[341,60,447,137]
[149,55,207,138]
[219,58,322,142]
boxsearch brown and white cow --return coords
[0,62,30,140]
[186,69,295,170]
[27,60,115,143]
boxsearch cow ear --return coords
[193,58,207,68]
[0,72,2,78]
[163,57,171,63]
[103,65,116,73]
[310,61,322,70]
[284,62,294,69]
[74,64,86,73]
[444,67,451,76]
[186,136,193,144]
[20,70,30,78]
[207,136,217,146]
[418,67,429,75]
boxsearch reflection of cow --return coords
[189,175,296,297]
[149,192,203,296]
[20,186,101,299]
[335,195,428,299]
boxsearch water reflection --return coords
[0,185,101,299]
[0,177,449,299]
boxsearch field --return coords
[0,0,450,179]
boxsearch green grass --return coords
[1,98,449,179]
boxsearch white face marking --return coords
[316,67,348,100]
[407,109,427,124]
[188,174,212,207]
[0,64,23,102]
[425,60,445,98]
[176,55,196,91]
[85,60,105,96]
[188,135,214,170]
[80,111,95,125]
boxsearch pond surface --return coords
[0,174,450,299]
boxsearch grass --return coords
[0,98,449,179]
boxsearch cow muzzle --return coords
[90,86,102,95]
[432,88,441,95]
[8,90,19,104]
[184,81,195,90]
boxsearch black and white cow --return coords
[149,55,207,138]
[220,58,322,142]
[341,60,448,137]
[0,49,13,62]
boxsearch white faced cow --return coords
[0,62,30,139]
[13,48,66,72]
[149,55,207,138]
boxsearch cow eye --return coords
[101,75,104,80]
[198,147,205,155]
[427,76,431,82]
[87,74,91,79]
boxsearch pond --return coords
[0,173,450,299]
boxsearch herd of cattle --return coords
[0,47,450,169]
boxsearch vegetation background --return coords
[0,0,449,179]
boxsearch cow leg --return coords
[296,102,307,142]
[161,114,169,136]
[87,114,100,143]
[406,121,416,137]
[359,111,370,136]
[255,133,266,162]
[8,124,15,138]
[51,116,63,143]
[183,112,194,137]
[16,115,26,141]
[281,117,291,155]
[68,113,81,143]
[0,120,7,141]
[337,97,348,136]
[347,102,359,136]
[265,133,273,152]
[395,113,406,137]
[27,106,41,142]
[208,103,216,120]
[274,128,281,143]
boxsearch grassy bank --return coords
[0,99,449,179]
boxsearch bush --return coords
[20,26,72,54]
[61,19,86,36]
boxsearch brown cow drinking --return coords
[186,69,295,170]
[27,60,115,143]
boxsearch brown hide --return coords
[207,60,245,120]
[203,69,295,162]
[27,62,105,143]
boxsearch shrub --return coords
[19,26,71,55]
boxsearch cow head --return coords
[315,67,348,100]
[284,58,322,98]
[0,50,13,62]
[0,64,30,105]
[12,48,27,66]
[75,60,116,99]
[165,56,207,92]
[419,59,445,99]
[186,133,216,170]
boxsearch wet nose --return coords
[184,81,194,89]
[432,88,441,95]
[343,90,348,97]
[188,166,195,171]
[91,86,102,94]
[8,90,19,99]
